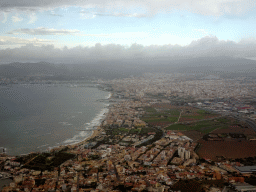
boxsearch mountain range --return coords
[0,57,256,80]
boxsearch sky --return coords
[1,0,256,63]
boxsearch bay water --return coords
[0,83,109,156]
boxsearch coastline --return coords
[0,83,112,156]
[64,91,113,149]
[69,125,103,148]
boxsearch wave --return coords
[59,122,68,124]
[59,122,72,126]
[105,92,112,99]
[37,144,49,148]
[62,106,109,145]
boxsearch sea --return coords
[0,83,110,156]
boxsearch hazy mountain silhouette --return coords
[0,57,256,79]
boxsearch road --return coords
[175,109,183,124]
[244,119,256,132]
[229,114,256,133]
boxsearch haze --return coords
[1,0,256,65]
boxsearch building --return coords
[235,166,256,174]
[229,183,256,192]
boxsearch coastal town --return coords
[1,73,256,192]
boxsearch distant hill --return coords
[173,57,256,73]
[1,57,256,80]
[0,62,69,78]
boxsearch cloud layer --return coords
[0,36,54,45]
[7,27,80,35]
[1,0,255,16]
[11,15,23,22]
[80,10,147,18]
[1,36,256,64]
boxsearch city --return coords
[1,73,256,192]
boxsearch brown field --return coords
[179,115,218,122]
[181,130,204,141]
[197,139,256,161]
[211,126,256,135]
[179,117,196,122]
[151,103,182,109]
[148,122,172,128]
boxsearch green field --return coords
[140,127,157,134]
[142,117,178,123]
[181,109,218,120]
[181,115,206,120]
[197,109,210,114]
[216,117,229,123]
[144,107,157,113]
[111,128,130,135]
[141,108,180,123]
[141,105,220,125]
[165,118,232,134]
[24,152,75,171]
[168,109,181,116]
[129,128,140,134]
[166,124,188,130]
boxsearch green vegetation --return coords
[140,127,156,135]
[200,127,219,134]
[165,117,234,134]
[24,152,75,171]
[168,109,180,116]
[197,109,210,114]
[141,105,218,125]
[181,109,217,120]
[110,128,130,135]
[137,128,163,147]
[182,115,206,120]
[141,108,180,123]
[216,117,229,123]
[119,128,129,132]
[167,116,179,122]
[166,124,188,131]
[88,154,100,160]
[141,105,232,134]
[142,117,178,123]
[144,107,157,113]
[129,128,140,134]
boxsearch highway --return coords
[229,114,256,133]
[244,119,256,132]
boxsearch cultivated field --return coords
[197,140,256,161]
[141,104,219,129]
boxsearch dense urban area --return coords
[1,72,256,192]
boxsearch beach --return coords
[0,83,111,156]
[70,126,103,148]
[59,92,112,150]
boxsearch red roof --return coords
[237,107,250,110]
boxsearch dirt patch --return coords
[148,122,172,128]
[197,139,256,161]
[181,130,204,141]
[211,126,256,135]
